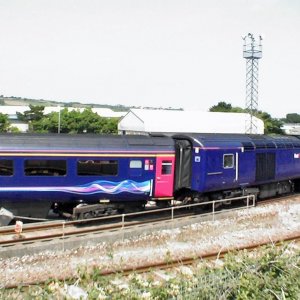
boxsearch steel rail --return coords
[3,232,300,289]
[0,208,169,236]
[1,193,298,247]
[256,195,299,206]
[0,205,188,236]
[0,194,257,235]
[100,233,300,276]
[0,213,195,247]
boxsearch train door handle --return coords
[157,177,161,180]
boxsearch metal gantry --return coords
[243,33,263,134]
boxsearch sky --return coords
[0,0,299,118]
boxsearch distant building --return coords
[0,105,127,132]
[43,107,126,118]
[281,123,300,135]
[118,109,265,135]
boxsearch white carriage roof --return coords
[118,109,265,134]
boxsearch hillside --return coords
[0,96,131,112]
[0,96,183,112]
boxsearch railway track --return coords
[256,193,300,206]
[4,230,300,289]
[99,232,300,277]
[0,208,195,247]
[1,193,299,290]
[1,194,298,248]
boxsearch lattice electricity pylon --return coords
[243,33,262,134]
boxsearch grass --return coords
[1,244,299,299]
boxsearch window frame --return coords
[0,159,14,177]
[223,154,235,169]
[24,159,67,176]
[129,160,143,169]
[77,159,118,176]
[161,160,173,175]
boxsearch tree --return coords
[209,101,284,134]
[17,105,45,132]
[32,108,119,134]
[256,111,284,134]
[209,101,233,112]
[98,118,119,134]
[0,113,10,132]
[8,126,21,133]
[284,113,300,123]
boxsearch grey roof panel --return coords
[0,134,174,151]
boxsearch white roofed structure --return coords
[0,105,29,115]
[118,109,265,134]
[91,108,126,118]
[43,107,126,118]
[281,123,300,135]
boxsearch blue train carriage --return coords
[172,133,300,203]
[0,134,175,219]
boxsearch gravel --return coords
[0,197,300,288]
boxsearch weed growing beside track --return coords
[1,244,300,299]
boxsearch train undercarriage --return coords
[175,180,295,206]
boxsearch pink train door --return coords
[154,156,175,197]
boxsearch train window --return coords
[162,160,172,175]
[77,160,118,176]
[130,160,142,168]
[223,154,234,169]
[0,159,13,176]
[24,160,67,176]
[129,160,143,176]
